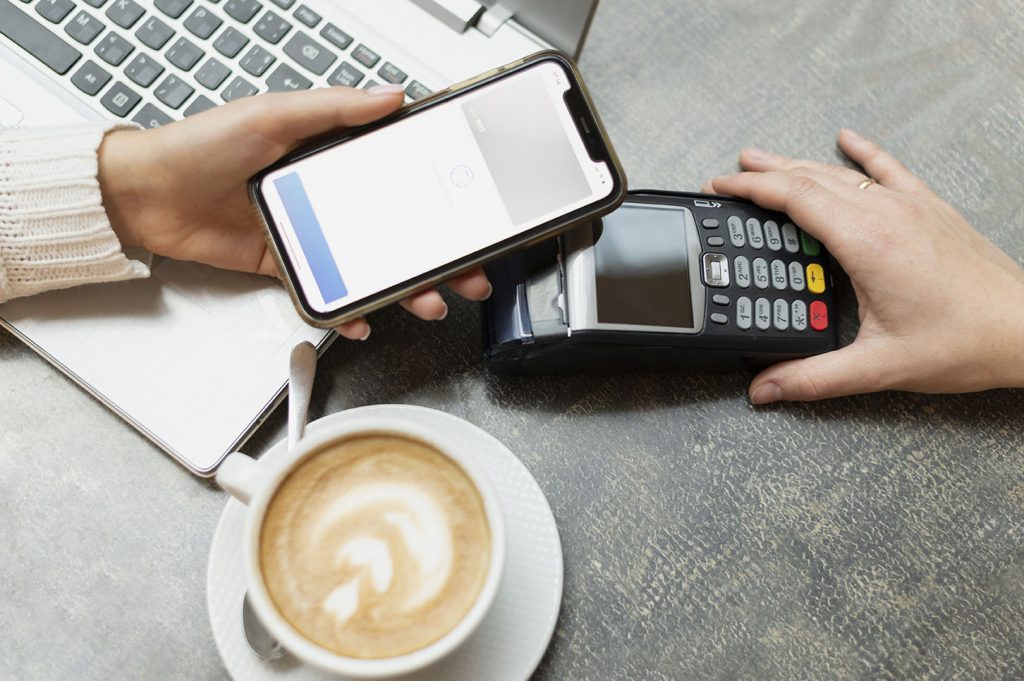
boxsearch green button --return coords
[800,231,821,256]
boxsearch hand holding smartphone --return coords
[250,51,626,328]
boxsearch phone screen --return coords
[593,204,695,328]
[259,60,614,315]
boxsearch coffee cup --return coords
[216,416,506,678]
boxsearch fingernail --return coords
[359,326,371,341]
[367,83,405,97]
[744,147,770,159]
[480,281,493,301]
[750,382,783,405]
[436,303,449,321]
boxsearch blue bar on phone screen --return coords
[273,172,348,304]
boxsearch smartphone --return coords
[482,190,840,374]
[250,51,626,328]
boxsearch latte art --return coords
[260,434,491,659]
[316,483,454,624]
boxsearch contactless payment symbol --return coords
[450,165,473,188]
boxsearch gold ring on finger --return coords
[857,177,877,190]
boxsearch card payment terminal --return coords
[482,190,839,374]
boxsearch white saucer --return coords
[207,405,564,680]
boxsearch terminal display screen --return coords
[594,204,694,328]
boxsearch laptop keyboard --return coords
[0,0,435,127]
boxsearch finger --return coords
[838,129,930,194]
[335,318,371,341]
[749,342,888,403]
[709,171,859,253]
[256,246,279,278]
[721,166,873,201]
[399,288,448,320]
[739,147,868,186]
[445,268,492,301]
[222,85,406,159]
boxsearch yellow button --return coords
[806,263,826,294]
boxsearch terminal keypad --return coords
[700,207,831,336]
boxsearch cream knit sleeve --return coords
[0,122,150,304]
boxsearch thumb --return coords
[207,84,406,159]
[748,342,888,403]
[259,84,406,147]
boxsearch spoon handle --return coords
[287,341,317,451]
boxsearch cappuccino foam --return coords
[260,434,491,659]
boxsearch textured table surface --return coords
[3,1,1024,679]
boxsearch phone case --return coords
[249,50,627,328]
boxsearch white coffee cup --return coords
[216,416,506,678]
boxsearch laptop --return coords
[0,0,599,476]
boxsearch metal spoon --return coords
[286,340,317,451]
[241,340,318,662]
[242,591,287,662]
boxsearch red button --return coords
[809,300,828,331]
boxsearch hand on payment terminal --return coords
[483,190,839,373]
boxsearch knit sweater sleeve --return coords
[0,122,150,304]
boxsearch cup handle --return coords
[216,453,267,506]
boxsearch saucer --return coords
[207,404,564,680]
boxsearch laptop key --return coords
[253,10,291,44]
[131,102,173,128]
[327,62,362,88]
[282,33,335,75]
[377,62,406,84]
[224,0,261,23]
[269,0,293,9]
[265,63,310,92]
[154,0,192,19]
[100,81,141,116]
[71,60,111,95]
[293,4,319,27]
[351,44,379,68]
[82,0,109,7]
[35,0,74,23]
[239,44,274,76]
[212,26,248,57]
[65,10,105,45]
[166,36,204,71]
[136,17,174,50]
[124,52,164,87]
[105,0,144,29]
[184,94,217,116]
[183,6,223,39]
[405,80,431,100]
[154,74,194,109]
[195,57,230,89]
[222,76,258,101]
[319,23,352,50]
[94,32,134,66]
[362,79,379,90]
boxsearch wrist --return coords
[983,279,1024,389]
[97,128,147,249]
[1008,284,1024,388]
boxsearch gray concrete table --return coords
[3,1,1024,679]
